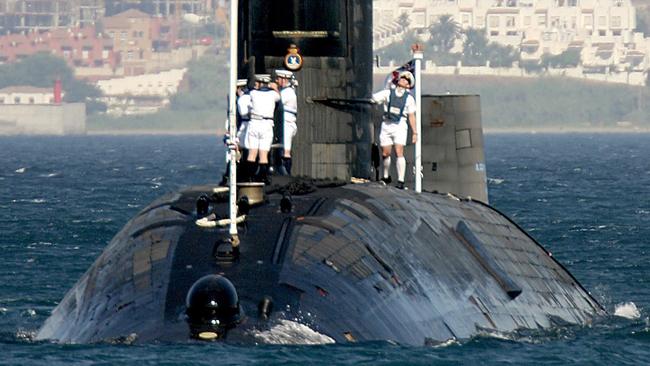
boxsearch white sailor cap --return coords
[255,74,272,83]
[237,79,248,87]
[275,70,293,79]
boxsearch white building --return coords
[96,68,186,116]
[374,0,647,71]
[0,86,56,105]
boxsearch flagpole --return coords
[227,0,239,237]
[412,45,423,193]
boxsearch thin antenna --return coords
[227,0,239,239]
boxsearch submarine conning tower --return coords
[239,0,488,202]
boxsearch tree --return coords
[486,43,518,67]
[462,28,489,66]
[397,13,410,31]
[429,14,461,53]
[0,53,105,113]
[376,31,420,64]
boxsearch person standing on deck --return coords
[220,79,251,186]
[273,69,297,175]
[371,71,417,190]
[244,74,280,184]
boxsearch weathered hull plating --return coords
[37,180,604,345]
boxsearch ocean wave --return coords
[251,319,335,345]
[39,172,61,178]
[14,167,27,173]
[488,178,505,185]
[614,302,641,320]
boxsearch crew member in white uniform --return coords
[245,74,280,183]
[275,69,297,175]
[220,79,251,186]
[371,70,417,190]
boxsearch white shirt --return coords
[237,93,251,120]
[249,88,281,120]
[280,87,297,123]
[372,87,416,124]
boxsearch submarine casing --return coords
[37,0,605,344]
[36,180,604,344]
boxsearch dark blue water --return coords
[1,134,648,365]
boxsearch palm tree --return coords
[397,12,410,31]
[429,14,461,53]
[463,28,489,66]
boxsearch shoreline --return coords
[484,126,650,134]
[86,129,223,136]
[83,127,650,136]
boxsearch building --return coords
[103,8,153,76]
[373,0,647,71]
[0,85,85,135]
[96,68,186,115]
[0,0,105,33]
[0,85,55,104]
[0,26,117,68]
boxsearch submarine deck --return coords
[37,177,604,345]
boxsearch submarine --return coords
[37,0,605,345]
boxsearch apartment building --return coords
[0,26,117,68]
[0,0,105,33]
[103,8,152,76]
[374,0,647,71]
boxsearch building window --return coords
[538,15,546,27]
[506,16,515,28]
[29,97,34,104]
[0,97,4,104]
[102,49,109,59]
[611,16,621,28]
[120,31,127,40]
[14,97,20,104]
[476,16,484,28]
[127,50,134,59]
[599,29,606,36]
[598,16,606,27]
[584,15,593,28]
[489,16,499,28]
[413,12,425,28]
[82,50,89,59]
[490,30,499,36]
[524,16,531,26]
[461,13,470,26]
[551,17,560,27]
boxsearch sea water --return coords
[0,134,648,365]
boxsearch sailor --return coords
[220,79,251,186]
[371,70,417,190]
[273,69,297,175]
[244,74,280,183]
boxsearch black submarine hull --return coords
[37,179,604,345]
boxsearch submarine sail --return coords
[37,0,604,345]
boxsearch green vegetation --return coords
[415,74,648,128]
[376,16,519,67]
[0,53,105,113]
[88,52,228,132]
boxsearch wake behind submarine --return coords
[37,0,604,345]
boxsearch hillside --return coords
[373,74,650,129]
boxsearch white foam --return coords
[39,172,60,178]
[488,178,505,185]
[252,319,335,345]
[614,302,641,320]
[15,167,27,173]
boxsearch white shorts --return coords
[236,121,249,149]
[379,120,407,147]
[245,119,274,151]
[283,121,297,151]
